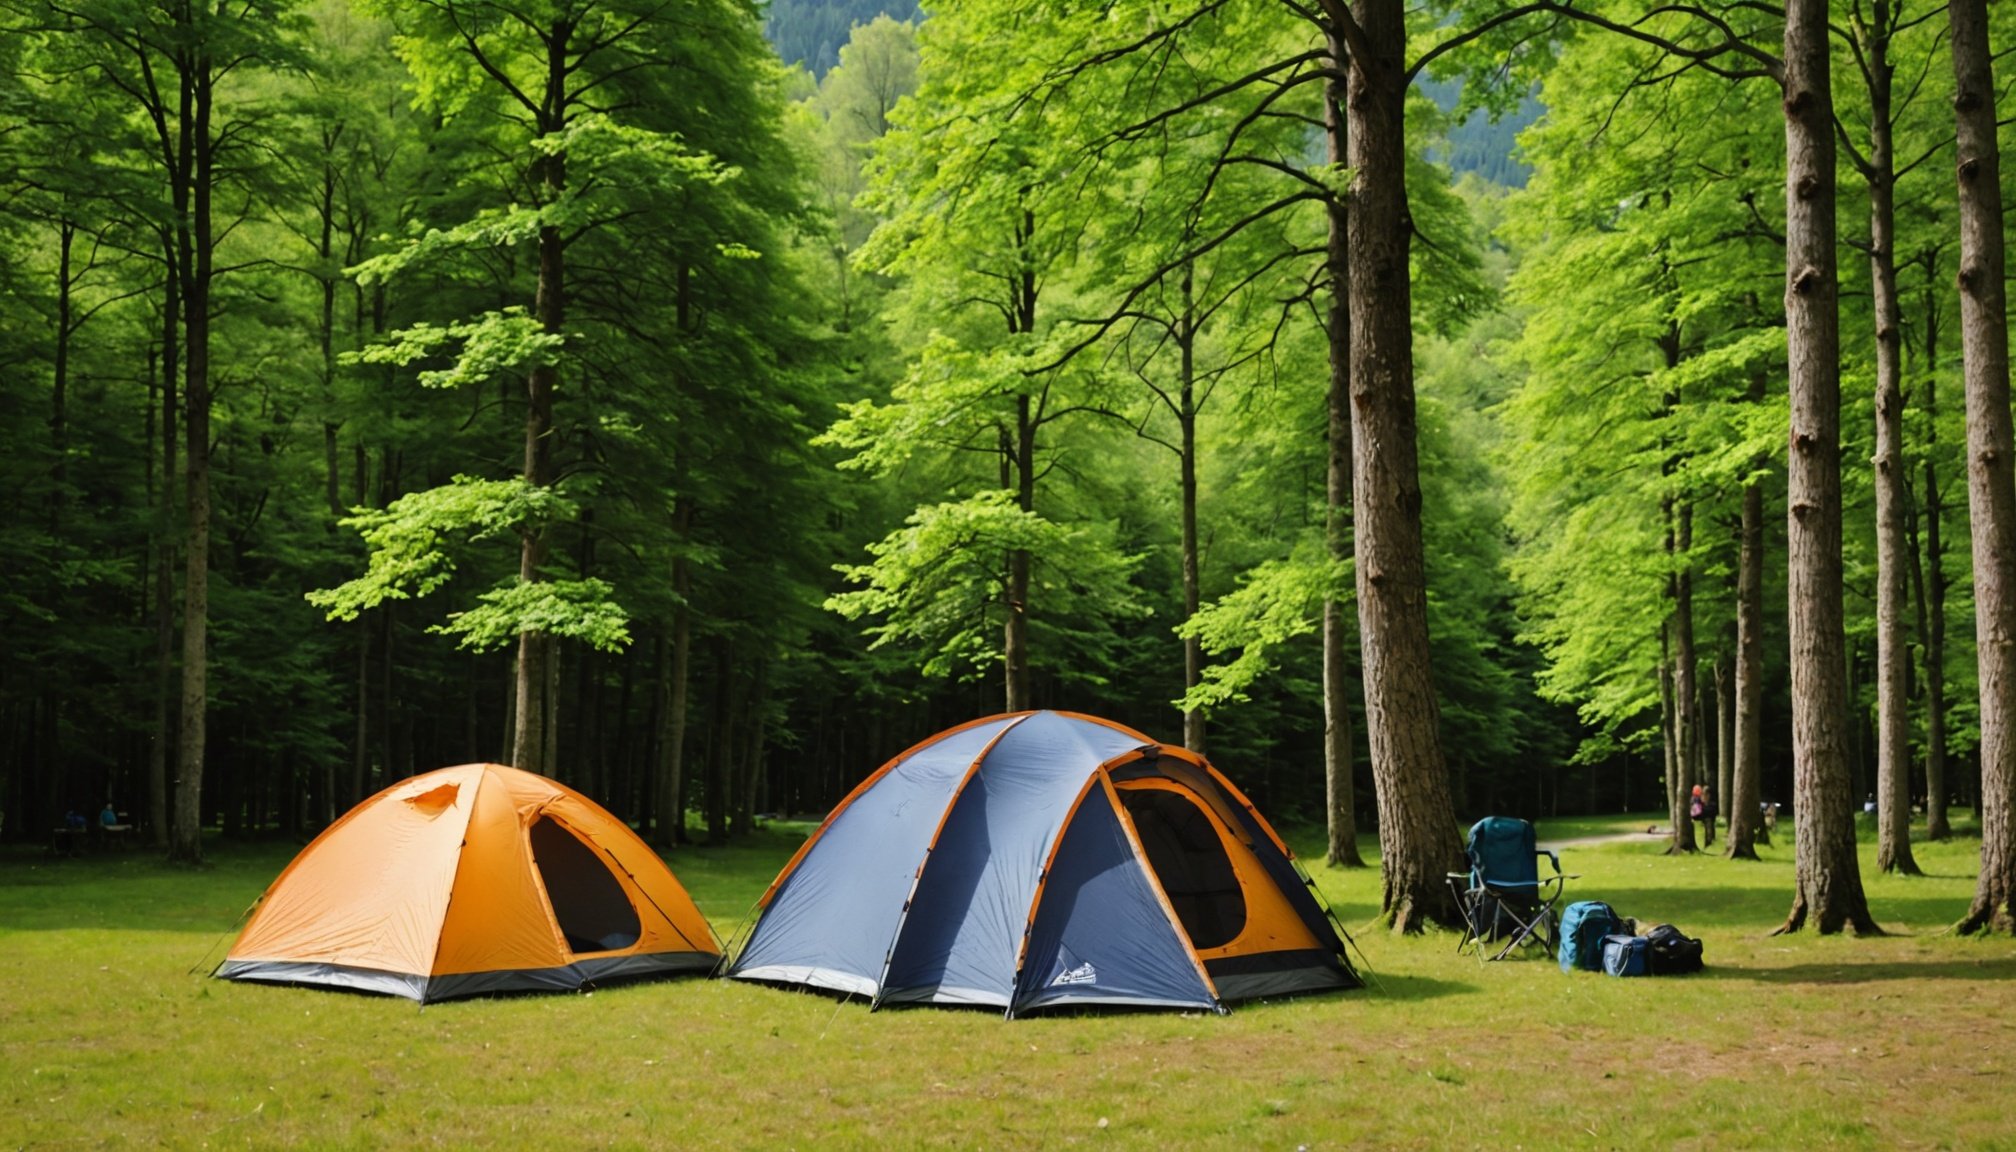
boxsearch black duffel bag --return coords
[1643,923,1705,974]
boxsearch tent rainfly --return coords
[727,710,1358,1016]
[215,763,719,1002]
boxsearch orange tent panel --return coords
[218,764,719,1002]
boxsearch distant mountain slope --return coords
[768,0,920,76]
[762,2,1537,185]
[1417,78,1540,188]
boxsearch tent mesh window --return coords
[529,816,641,953]
[1118,787,1246,950]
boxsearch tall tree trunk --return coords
[1778,0,1878,933]
[512,32,570,774]
[657,514,694,846]
[1001,207,1039,714]
[1660,647,1677,827]
[1918,256,1952,841]
[1862,4,1919,875]
[542,639,561,778]
[50,219,73,534]
[322,190,343,820]
[351,621,370,806]
[1178,266,1205,754]
[319,146,342,522]
[1670,502,1701,853]
[705,637,734,845]
[1729,464,1765,859]
[1715,646,1733,832]
[1345,0,1462,930]
[1950,0,2016,934]
[169,60,214,867]
[645,631,667,834]
[1323,30,1364,869]
[735,664,766,837]
[1004,394,1034,712]
[149,251,179,850]
[655,267,695,845]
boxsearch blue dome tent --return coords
[726,710,1359,1017]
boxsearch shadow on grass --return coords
[1713,958,2016,984]
[1587,885,1974,934]
[1360,973,1479,1002]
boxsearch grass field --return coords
[4,815,2014,1150]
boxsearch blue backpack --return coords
[1558,900,1625,972]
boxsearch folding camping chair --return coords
[1445,817,1574,961]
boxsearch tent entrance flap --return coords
[529,815,640,953]
[1116,783,1246,949]
[1115,777,1326,963]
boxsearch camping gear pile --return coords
[1557,899,1706,977]
[215,711,1360,1016]
[1441,815,1708,979]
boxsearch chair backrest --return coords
[1466,817,1538,887]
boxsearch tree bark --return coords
[705,636,734,845]
[351,621,369,806]
[1715,647,1733,835]
[1001,207,1039,714]
[735,664,766,837]
[1728,462,1765,859]
[1345,0,1462,930]
[1004,394,1034,712]
[1778,0,1879,933]
[1323,28,1364,869]
[148,246,179,851]
[1178,266,1205,755]
[319,141,343,522]
[1669,501,1701,854]
[655,498,693,847]
[50,220,73,534]
[1949,0,2016,934]
[511,28,570,774]
[1917,253,1952,842]
[169,56,214,867]
[1861,3,1919,876]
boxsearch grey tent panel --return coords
[728,715,1021,994]
[879,711,1148,1004]
[214,950,715,1003]
[1011,786,1218,1016]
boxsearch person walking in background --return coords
[1698,785,1718,847]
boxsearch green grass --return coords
[4,816,2014,1150]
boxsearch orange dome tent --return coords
[215,764,719,1002]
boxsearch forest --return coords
[1,0,2012,935]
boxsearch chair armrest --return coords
[1538,849,1563,874]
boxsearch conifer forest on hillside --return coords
[4,0,2015,934]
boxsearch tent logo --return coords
[1051,961,1097,987]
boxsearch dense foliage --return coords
[1,0,2010,934]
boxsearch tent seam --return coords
[1097,769,1226,1011]
[869,710,1036,1007]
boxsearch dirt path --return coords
[1541,828,1670,849]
